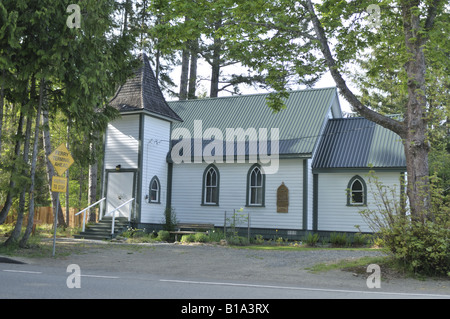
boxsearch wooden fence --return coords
[3,207,98,228]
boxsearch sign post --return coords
[48,143,74,257]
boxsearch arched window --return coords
[202,164,219,205]
[247,164,265,206]
[149,176,160,203]
[347,175,367,206]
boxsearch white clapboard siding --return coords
[140,115,172,224]
[104,115,140,169]
[317,172,403,232]
[171,159,304,229]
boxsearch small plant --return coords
[180,233,195,243]
[303,232,320,246]
[157,230,170,242]
[194,232,209,243]
[275,236,284,245]
[253,234,265,244]
[208,229,225,242]
[162,207,178,231]
[227,235,248,246]
[329,232,347,247]
[122,226,142,238]
[352,233,371,246]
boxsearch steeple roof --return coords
[109,54,182,122]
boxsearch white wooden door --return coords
[105,171,135,219]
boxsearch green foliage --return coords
[303,232,320,247]
[180,233,196,244]
[208,229,225,242]
[360,172,450,277]
[329,232,349,247]
[162,207,178,231]
[252,234,265,245]
[157,230,170,242]
[380,217,450,276]
[194,232,209,243]
[226,235,249,246]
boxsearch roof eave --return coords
[117,108,183,123]
[311,167,407,174]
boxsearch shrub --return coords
[194,232,209,243]
[381,217,450,276]
[227,235,248,246]
[209,229,225,242]
[360,172,450,277]
[157,230,170,242]
[180,234,195,243]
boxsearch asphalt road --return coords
[1,261,449,301]
[1,240,449,304]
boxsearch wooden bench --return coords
[170,223,214,241]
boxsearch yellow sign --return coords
[49,143,74,176]
[51,176,67,193]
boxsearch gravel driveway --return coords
[15,239,449,297]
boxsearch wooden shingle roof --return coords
[109,54,182,122]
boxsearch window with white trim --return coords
[247,164,264,206]
[203,165,219,205]
[347,176,367,206]
[149,176,160,203]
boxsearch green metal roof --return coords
[167,87,339,156]
[312,117,406,171]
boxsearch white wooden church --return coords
[100,54,406,239]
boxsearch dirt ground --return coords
[5,238,449,297]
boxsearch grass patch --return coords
[233,244,379,252]
[306,256,387,274]
[304,256,426,281]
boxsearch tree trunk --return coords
[304,0,435,222]
[0,112,24,225]
[188,39,198,99]
[179,48,190,100]
[401,2,432,221]
[210,19,223,98]
[4,112,32,246]
[20,79,44,247]
[42,108,66,228]
[0,69,4,155]
[88,159,98,222]
[88,134,98,222]
[65,116,71,226]
[78,169,84,209]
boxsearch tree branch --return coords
[303,0,406,137]
[424,0,442,33]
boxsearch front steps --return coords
[74,217,129,240]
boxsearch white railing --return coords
[75,198,106,232]
[106,198,135,235]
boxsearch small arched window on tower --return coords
[149,176,160,204]
[347,175,367,206]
